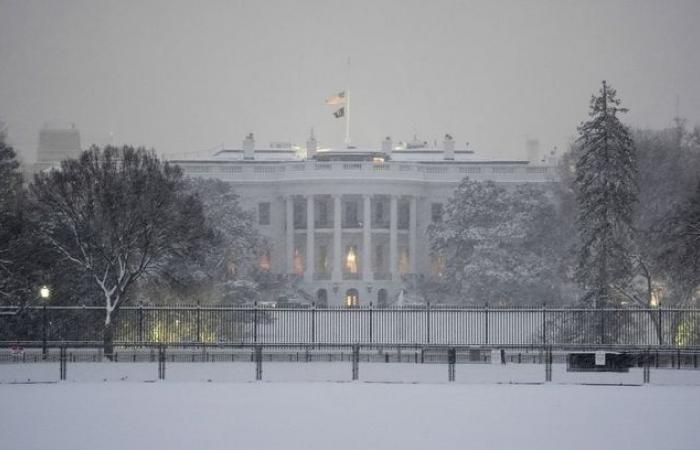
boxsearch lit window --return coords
[259,250,271,271]
[345,246,358,273]
[293,248,304,275]
[399,247,410,274]
[345,289,359,307]
[317,245,328,273]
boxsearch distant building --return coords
[171,132,559,307]
[34,125,81,172]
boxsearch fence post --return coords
[448,347,456,382]
[137,305,144,343]
[369,302,373,344]
[643,349,651,384]
[545,346,552,382]
[600,308,606,346]
[59,346,67,381]
[311,302,316,347]
[542,303,547,345]
[426,302,431,344]
[196,301,201,344]
[42,304,48,359]
[255,345,263,381]
[352,344,360,380]
[158,346,166,380]
[253,301,258,344]
[484,303,489,346]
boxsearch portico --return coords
[284,192,419,306]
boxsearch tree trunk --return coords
[103,321,115,361]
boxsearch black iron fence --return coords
[1,305,699,348]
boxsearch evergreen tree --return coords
[0,129,38,304]
[574,81,638,307]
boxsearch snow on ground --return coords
[1,362,699,450]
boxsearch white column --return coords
[286,195,294,274]
[305,195,315,282]
[362,194,373,282]
[332,194,342,281]
[409,196,417,274]
[389,195,398,280]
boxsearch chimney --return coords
[306,129,317,159]
[381,136,393,156]
[243,133,255,160]
[526,138,540,165]
[443,134,455,160]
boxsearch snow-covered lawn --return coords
[1,362,699,450]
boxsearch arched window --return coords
[345,288,359,307]
[377,289,388,307]
[316,289,328,307]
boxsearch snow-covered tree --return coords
[139,177,269,306]
[619,124,700,309]
[428,178,566,306]
[0,129,29,303]
[30,146,206,355]
[574,81,638,308]
[659,180,700,306]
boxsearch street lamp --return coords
[39,285,50,358]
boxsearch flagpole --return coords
[345,57,351,147]
[345,90,351,147]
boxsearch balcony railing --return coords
[176,161,558,184]
[343,272,361,280]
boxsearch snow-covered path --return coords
[1,362,699,450]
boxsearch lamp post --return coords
[39,285,50,358]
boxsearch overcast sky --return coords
[1,0,699,162]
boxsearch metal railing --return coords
[1,305,699,348]
[172,160,559,184]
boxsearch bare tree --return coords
[30,146,206,355]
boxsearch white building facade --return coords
[172,134,559,307]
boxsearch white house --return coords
[170,133,559,307]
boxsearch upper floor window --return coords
[258,202,271,225]
[344,200,359,227]
[431,203,444,223]
[398,202,410,229]
[375,201,385,223]
[293,200,306,229]
[318,199,330,227]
